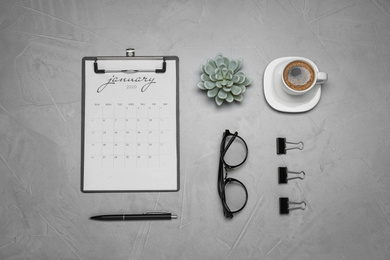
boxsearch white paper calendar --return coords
[81,55,179,192]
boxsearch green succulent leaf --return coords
[231,85,242,95]
[232,74,240,83]
[216,81,223,88]
[215,96,224,106]
[197,82,206,90]
[207,88,219,97]
[201,74,211,82]
[222,68,228,78]
[223,86,231,92]
[218,89,228,99]
[226,70,233,80]
[216,56,225,67]
[215,68,222,78]
[233,94,243,102]
[228,60,238,72]
[235,85,246,93]
[205,64,215,75]
[235,59,243,73]
[201,65,205,74]
[209,74,217,81]
[226,92,234,103]
[242,77,253,86]
[223,57,230,67]
[232,71,246,84]
[235,71,245,76]
[204,81,216,89]
[239,76,246,84]
[207,59,217,69]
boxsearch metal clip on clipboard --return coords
[93,48,167,74]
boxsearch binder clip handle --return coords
[276,137,304,154]
[278,167,305,184]
[279,197,306,215]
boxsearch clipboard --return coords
[81,49,179,192]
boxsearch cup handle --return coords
[317,72,328,84]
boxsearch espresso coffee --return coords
[283,60,315,91]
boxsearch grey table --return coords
[1,0,389,259]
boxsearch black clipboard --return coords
[81,49,179,192]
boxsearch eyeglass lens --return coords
[223,179,248,213]
[222,135,247,167]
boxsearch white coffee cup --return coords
[281,58,328,96]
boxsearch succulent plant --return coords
[198,53,252,106]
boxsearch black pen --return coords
[90,212,178,221]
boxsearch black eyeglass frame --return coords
[218,129,249,219]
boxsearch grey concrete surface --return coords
[0,0,389,259]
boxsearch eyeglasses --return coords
[218,130,249,219]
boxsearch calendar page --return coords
[82,57,179,192]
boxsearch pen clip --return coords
[143,211,170,215]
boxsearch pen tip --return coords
[171,215,178,219]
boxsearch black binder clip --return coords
[279,197,306,215]
[276,137,304,154]
[278,167,305,184]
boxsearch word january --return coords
[97,75,156,93]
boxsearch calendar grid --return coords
[88,102,175,169]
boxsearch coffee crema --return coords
[283,60,315,91]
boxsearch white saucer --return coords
[263,57,321,113]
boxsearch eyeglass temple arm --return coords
[223,207,234,218]
[221,132,238,158]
